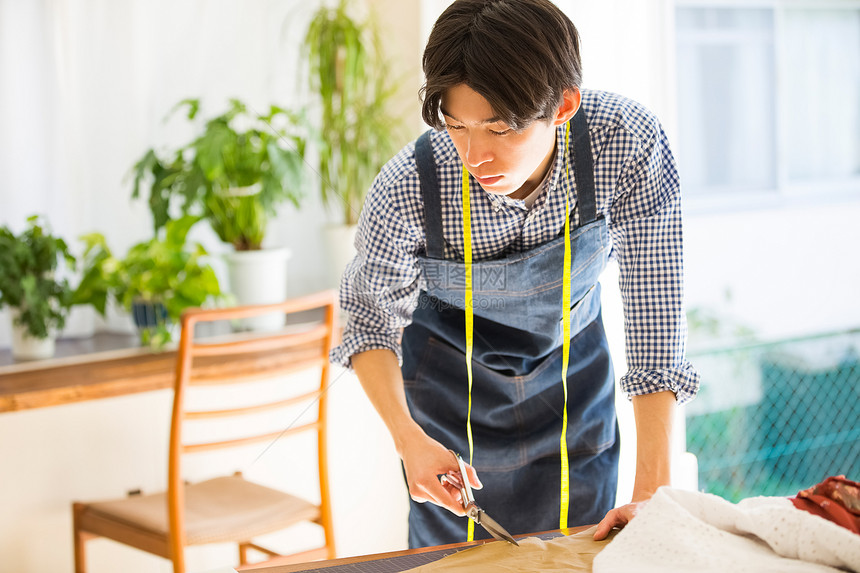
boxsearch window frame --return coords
[673,0,860,215]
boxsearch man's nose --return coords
[465,133,492,167]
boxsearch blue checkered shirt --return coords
[330,89,700,404]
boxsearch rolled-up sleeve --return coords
[329,171,424,369]
[608,121,700,404]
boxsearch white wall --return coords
[684,200,860,343]
[0,366,410,573]
[1,1,858,572]
[0,2,419,571]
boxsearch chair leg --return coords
[238,541,281,565]
[72,503,90,573]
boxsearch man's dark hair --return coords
[420,0,582,131]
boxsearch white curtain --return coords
[1,0,312,239]
[675,7,777,195]
[0,0,317,342]
[0,1,66,229]
[676,5,860,195]
[783,8,860,182]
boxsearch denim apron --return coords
[401,110,619,548]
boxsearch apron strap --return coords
[415,130,445,259]
[570,109,597,224]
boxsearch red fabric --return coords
[791,475,860,535]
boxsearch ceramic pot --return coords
[9,309,56,360]
[224,246,291,331]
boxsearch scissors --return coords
[442,451,519,546]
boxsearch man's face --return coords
[440,83,558,199]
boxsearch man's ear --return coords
[553,88,581,126]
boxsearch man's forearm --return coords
[631,390,676,501]
[351,348,426,455]
[351,348,476,512]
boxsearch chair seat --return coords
[81,475,321,545]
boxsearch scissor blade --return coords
[477,510,519,546]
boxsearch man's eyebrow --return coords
[439,106,503,125]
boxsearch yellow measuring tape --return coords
[461,165,476,542]
[460,121,574,540]
[559,121,573,529]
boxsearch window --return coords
[676,2,860,199]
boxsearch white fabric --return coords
[593,487,860,573]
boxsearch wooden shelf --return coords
[0,324,329,413]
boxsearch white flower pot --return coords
[224,246,291,331]
[9,309,56,361]
[322,223,358,289]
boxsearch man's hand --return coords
[399,429,483,516]
[593,500,647,540]
[351,349,484,518]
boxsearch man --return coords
[330,0,699,548]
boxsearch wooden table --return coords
[243,526,592,572]
[0,332,175,412]
[0,319,327,413]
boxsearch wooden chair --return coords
[72,291,338,572]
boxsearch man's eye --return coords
[490,128,512,136]
[444,124,464,131]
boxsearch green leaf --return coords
[0,216,75,336]
[166,98,200,122]
[130,95,308,248]
[165,215,200,248]
[301,0,405,224]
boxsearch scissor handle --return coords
[455,454,475,503]
[448,450,475,506]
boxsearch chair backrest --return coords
[165,290,337,566]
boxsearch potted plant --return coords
[302,0,405,285]
[130,99,306,328]
[75,216,222,348]
[0,216,75,360]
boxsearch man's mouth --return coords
[475,174,503,186]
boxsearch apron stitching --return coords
[566,435,617,458]
[567,284,597,313]
[425,243,604,300]
[511,344,566,383]
[471,288,599,384]
[463,244,604,298]
[408,338,458,393]
[413,333,612,451]
[446,220,602,269]
[514,379,528,468]
[412,291,600,392]
[473,435,616,473]
[416,335,546,386]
